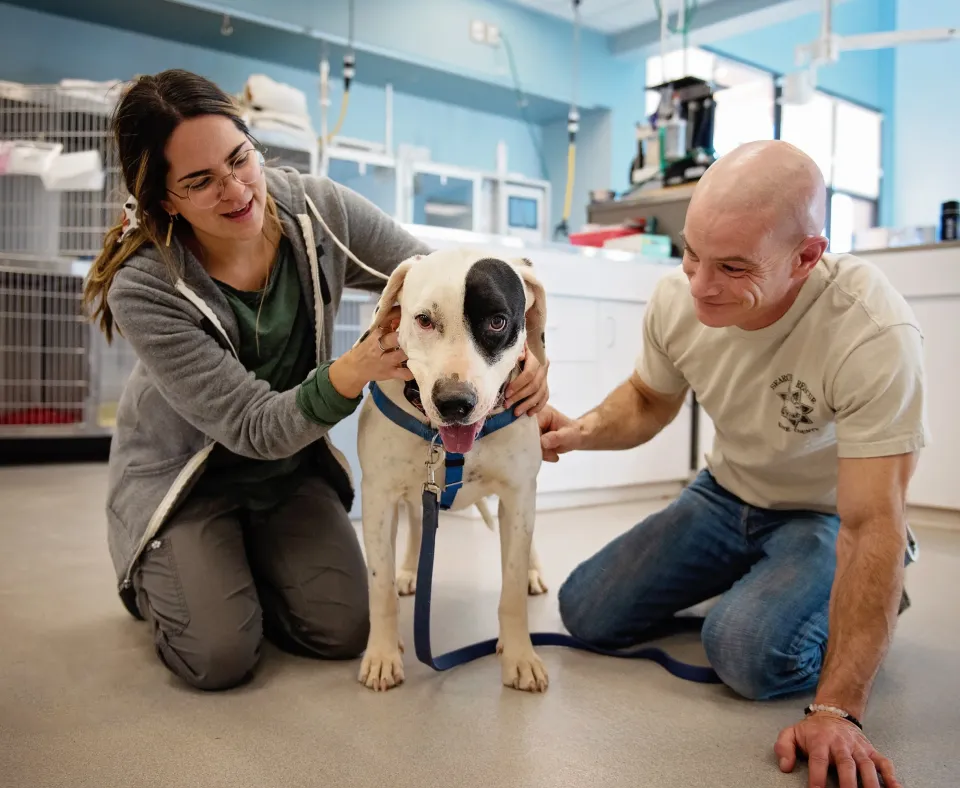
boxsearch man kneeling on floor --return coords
[538,140,925,788]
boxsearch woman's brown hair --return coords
[83,68,283,342]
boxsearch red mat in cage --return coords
[0,408,84,425]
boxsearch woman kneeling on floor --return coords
[82,69,548,690]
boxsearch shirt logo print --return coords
[770,373,820,434]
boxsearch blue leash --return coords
[368,382,721,684]
[413,490,721,684]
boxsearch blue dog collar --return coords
[368,381,519,509]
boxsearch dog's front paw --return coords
[358,643,405,692]
[496,640,549,693]
[396,569,417,596]
[527,569,548,595]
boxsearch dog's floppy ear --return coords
[356,255,420,347]
[513,257,547,367]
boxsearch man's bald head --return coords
[679,141,831,331]
[688,140,827,244]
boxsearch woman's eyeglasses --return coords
[169,147,265,209]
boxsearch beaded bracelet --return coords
[804,703,863,731]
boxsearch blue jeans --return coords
[558,469,842,700]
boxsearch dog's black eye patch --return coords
[464,258,525,363]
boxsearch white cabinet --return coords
[537,295,691,495]
[858,244,960,512]
[899,298,960,510]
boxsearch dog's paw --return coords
[358,644,405,692]
[397,569,417,596]
[527,569,548,595]
[496,640,549,693]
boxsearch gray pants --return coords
[132,474,369,690]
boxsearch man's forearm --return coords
[815,517,906,719]
[577,377,683,451]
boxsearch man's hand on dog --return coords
[775,713,900,788]
[329,307,413,399]
[504,345,550,417]
[537,406,583,462]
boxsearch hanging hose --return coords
[559,108,579,231]
[325,0,355,144]
[554,0,581,240]
[325,52,354,142]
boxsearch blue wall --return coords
[0,3,546,183]
[189,0,620,111]
[891,0,960,228]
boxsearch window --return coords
[780,90,883,251]
[833,101,882,199]
[780,92,836,183]
[829,193,878,255]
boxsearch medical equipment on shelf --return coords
[647,76,716,188]
[619,0,716,196]
[489,179,550,243]
[783,0,958,104]
[476,144,551,243]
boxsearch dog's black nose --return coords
[432,380,478,422]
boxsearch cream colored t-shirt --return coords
[636,253,928,513]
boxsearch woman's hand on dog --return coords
[504,344,550,417]
[329,307,414,399]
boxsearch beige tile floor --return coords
[1,462,958,788]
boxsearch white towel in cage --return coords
[41,149,105,192]
[243,74,309,118]
[0,141,62,176]
[57,78,123,109]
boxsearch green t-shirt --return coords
[195,238,362,510]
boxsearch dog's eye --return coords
[487,315,507,332]
[415,314,433,330]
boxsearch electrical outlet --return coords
[470,19,486,43]
[486,24,500,45]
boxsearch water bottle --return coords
[941,201,959,242]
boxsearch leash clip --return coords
[422,436,443,498]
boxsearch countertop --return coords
[852,239,960,256]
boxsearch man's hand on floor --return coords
[775,713,900,788]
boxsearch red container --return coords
[568,226,639,248]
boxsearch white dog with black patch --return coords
[355,248,550,693]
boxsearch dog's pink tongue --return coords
[438,422,483,454]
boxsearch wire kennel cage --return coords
[0,79,126,437]
[0,78,372,440]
